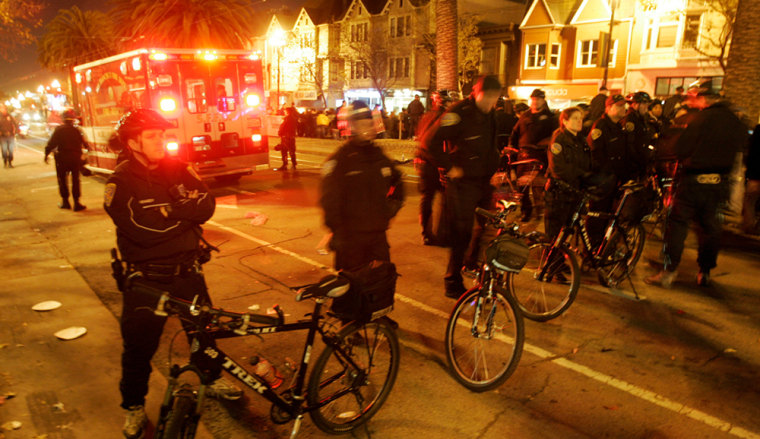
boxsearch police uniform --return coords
[588,114,629,180]
[622,108,654,179]
[509,106,558,219]
[663,99,747,274]
[45,121,88,208]
[545,130,592,239]
[427,95,500,296]
[104,156,218,410]
[320,138,404,271]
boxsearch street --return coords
[1,133,759,439]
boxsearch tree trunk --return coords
[436,0,458,91]
[724,0,760,125]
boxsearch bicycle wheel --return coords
[445,287,524,392]
[597,223,646,287]
[509,242,580,321]
[307,319,400,434]
[161,387,199,439]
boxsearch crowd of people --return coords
[413,76,753,297]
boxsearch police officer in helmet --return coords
[646,80,747,288]
[104,109,242,439]
[623,91,655,179]
[320,101,405,272]
[44,109,88,211]
[425,75,502,299]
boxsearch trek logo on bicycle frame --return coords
[221,357,268,394]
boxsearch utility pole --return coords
[602,0,618,89]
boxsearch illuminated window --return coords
[185,79,207,113]
[682,14,701,49]
[215,78,235,112]
[577,40,598,67]
[525,43,546,69]
[549,43,561,69]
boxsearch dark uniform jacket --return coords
[426,96,500,178]
[547,129,592,189]
[104,157,215,264]
[622,109,654,177]
[509,106,557,151]
[407,99,425,118]
[320,139,405,234]
[45,123,87,161]
[588,114,629,180]
[675,100,747,174]
[747,125,760,181]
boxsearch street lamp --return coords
[269,29,286,111]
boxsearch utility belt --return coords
[126,261,201,278]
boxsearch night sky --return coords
[0,0,295,94]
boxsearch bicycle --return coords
[444,209,526,392]
[128,274,400,439]
[508,180,648,321]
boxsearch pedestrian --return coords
[415,90,454,245]
[316,110,330,138]
[43,109,88,211]
[545,107,592,240]
[508,88,558,222]
[588,86,609,123]
[623,91,655,179]
[743,124,760,235]
[319,101,405,271]
[104,109,242,439]
[407,94,425,139]
[424,75,502,299]
[586,93,629,245]
[337,101,350,138]
[646,82,748,288]
[399,108,410,139]
[0,104,18,168]
[646,99,665,140]
[663,86,685,120]
[278,107,298,170]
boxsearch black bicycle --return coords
[129,274,400,438]
[509,180,647,321]
[444,205,526,392]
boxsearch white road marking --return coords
[206,220,760,439]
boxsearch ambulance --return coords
[71,48,269,181]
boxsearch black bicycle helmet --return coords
[115,109,173,142]
[627,91,652,104]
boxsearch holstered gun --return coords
[111,248,125,292]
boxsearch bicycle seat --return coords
[295,274,350,301]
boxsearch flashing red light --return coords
[159,97,177,112]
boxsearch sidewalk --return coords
[0,147,211,438]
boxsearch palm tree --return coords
[723,0,760,124]
[37,6,117,70]
[110,0,256,50]
[436,0,458,91]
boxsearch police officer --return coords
[646,83,747,288]
[623,91,655,179]
[586,94,628,244]
[320,101,405,271]
[545,107,592,240]
[509,88,558,222]
[425,75,501,298]
[415,90,454,245]
[104,109,241,439]
[44,109,89,211]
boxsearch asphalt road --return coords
[4,134,760,439]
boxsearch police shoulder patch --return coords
[322,160,337,177]
[441,113,461,127]
[550,143,563,155]
[104,183,117,207]
[591,129,602,140]
[625,122,635,132]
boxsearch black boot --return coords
[73,200,87,211]
[59,199,71,209]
